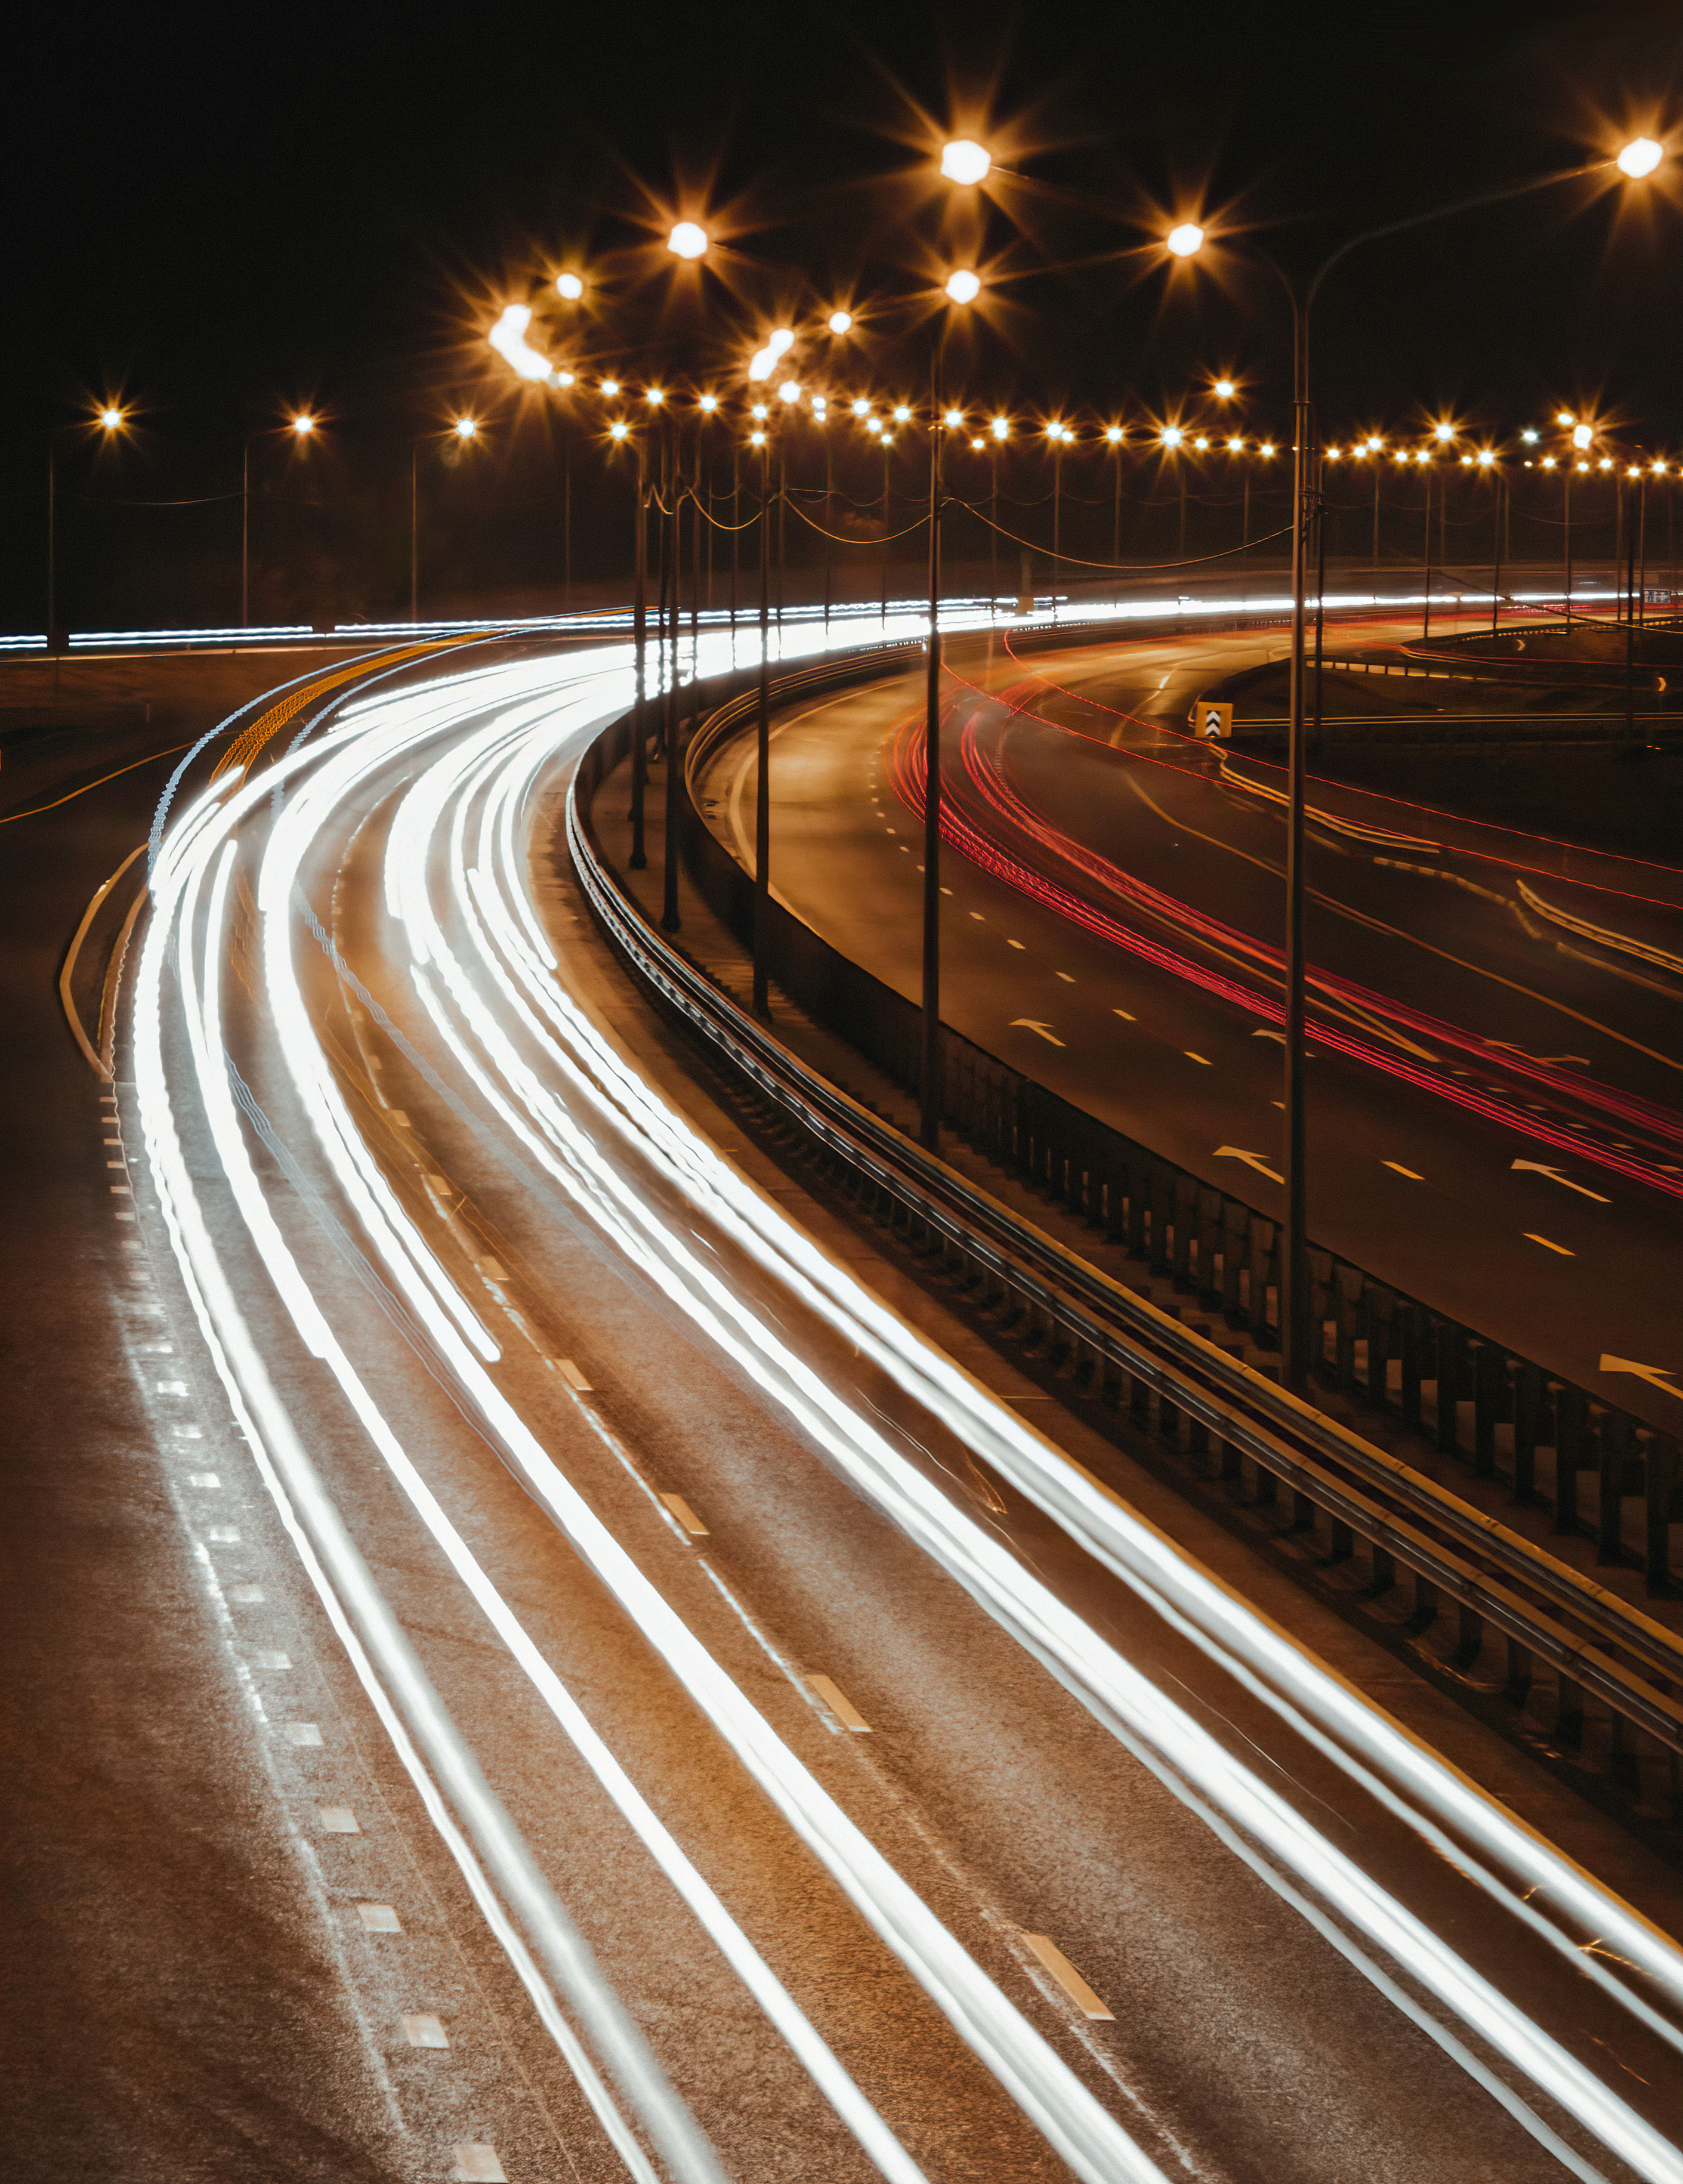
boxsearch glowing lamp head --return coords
[1213,378,1235,399]
[769,328,795,356]
[1557,410,1576,427]
[555,369,576,388]
[751,402,768,420]
[452,417,477,439]
[749,348,775,381]
[98,405,124,430]
[609,421,629,441]
[1521,428,1538,443]
[1166,222,1204,258]
[1105,425,1123,443]
[1477,449,1494,466]
[749,430,766,447]
[971,437,983,449]
[1629,464,1642,477]
[1194,435,1209,450]
[1162,424,1184,447]
[1260,442,1276,458]
[893,404,910,423]
[944,268,981,305]
[851,399,870,418]
[1599,457,1614,470]
[778,379,801,404]
[555,272,584,300]
[1573,423,1593,449]
[940,138,992,186]
[1653,458,1667,474]
[944,407,963,428]
[1365,437,1382,453]
[600,378,621,396]
[646,387,664,406]
[1326,446,1341,460]
[1228,436,1243,452]
[699,393,717,412]
[992,415,1009,440]
[291,413,315,435]
[1618,137,1663,178]
[828,310,853,335]
[667,221,708,260]
[1434,422,1453,440]
[1542,456,1557,469]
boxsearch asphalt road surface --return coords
[697,613,1683,1443]
[8,628,1683,2182]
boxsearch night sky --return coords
[7,0,1682,629]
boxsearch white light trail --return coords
[135,621,1683,2184]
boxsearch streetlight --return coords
[667,221,709,260]
[1167,137,1663,1394]
[918,257,982,1149]
[410,418,481,624]
[940,140,992,186]
[47,403,127,656]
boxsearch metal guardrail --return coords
[567,645,1683,1772]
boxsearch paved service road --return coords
[697,613,1683,1440]
[98,632,1683,2182]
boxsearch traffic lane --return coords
[289,715,1672,2178]
[1,701,459,2177]
[736,690,1683,1432]
[278,785,1076,2179]
[988,703,1683,1123]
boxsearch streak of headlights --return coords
[366,660,1682,2183]
[272,669,1179,2183]
[144,633,1683,2184]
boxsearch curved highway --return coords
[118,629,1683,2182]
[698,616,1683,1440]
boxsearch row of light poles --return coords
[493,127,1668,1394]
[36,404,492,644]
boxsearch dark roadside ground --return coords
[0,647,415,2180]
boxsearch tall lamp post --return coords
[919,262,981,1149]
[1169,132,1664,1392]
[47,404,128,655]
[412,416,480,623]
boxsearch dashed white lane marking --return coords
[1525,1234,1575,1256]
[452,2145,505,2182]
[106,1160,125,1169]
[969,910,986,920]
[156,1379,187,1395]
[1056,972,1075,983]
[1184,1051,1212,1066]
[174,1425,202,1440]
[228,1583,265,1604]
[660,1493,709,1536]
[807,1675,872,1732]
[555,1357,592,1391]
[356,1902,403,1933]
[205,1525,241,1543]
[254,1649,291,1669]
[283,1722,324,1747]
[1113,1008,1136,1021]
[187,1472,221,1488]
[402,2012,450,2049]
[319,1805,362,1834]
[110,1185,131,1195]
[1384,1161,1425,1180]
[1020,1932,1115,2021]
[1008,938,1026,949]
